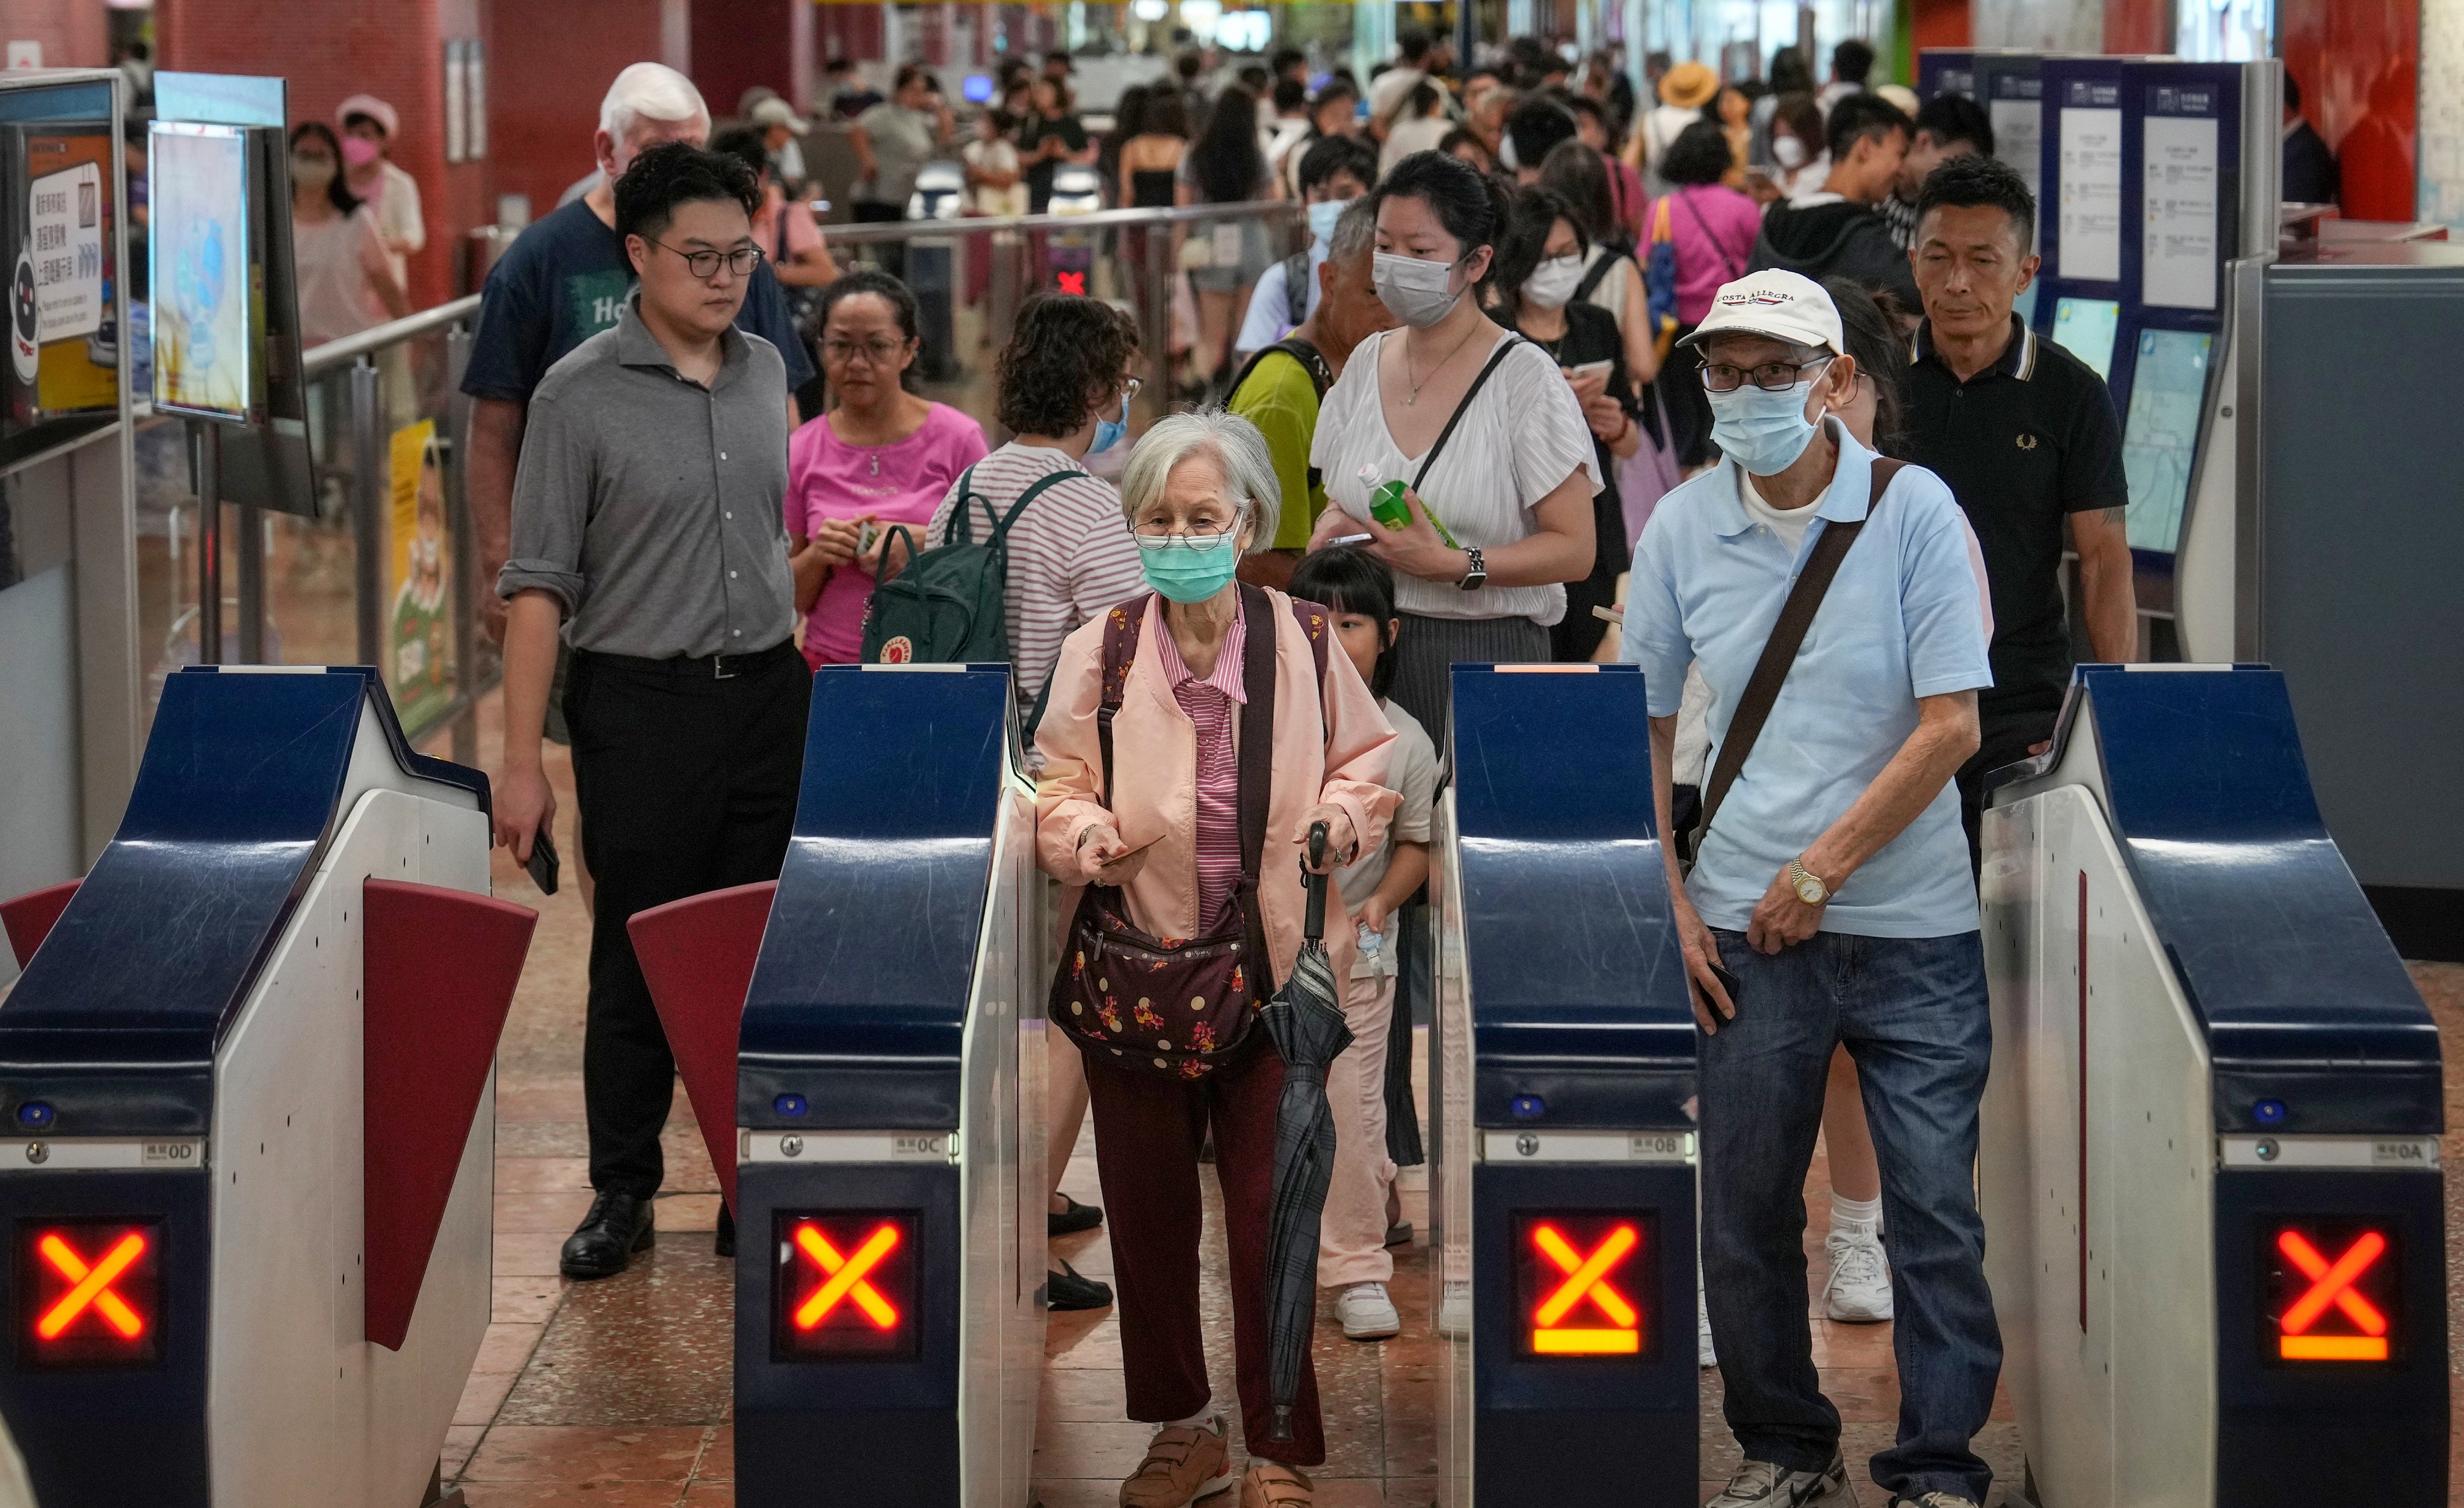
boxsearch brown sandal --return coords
[1238,1463,1314,1508]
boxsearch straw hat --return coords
[1658,61,1718,110]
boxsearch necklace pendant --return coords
[869,454,880,477]
[1404,393,1416,406]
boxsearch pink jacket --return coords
[1036,591,1400,992]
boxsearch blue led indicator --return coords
[2253,1099,2287,1126]
[774,1093,809,1117]
[14,1102,54,1129]
[1510,1095,1546,1121]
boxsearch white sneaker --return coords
[1823,1226,1894,1323]
[1337,1281,1400,1340]
[1706,1455,1858,1507]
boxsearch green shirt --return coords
[1227,349,1325,551]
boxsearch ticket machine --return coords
[628,664,1043,1508]
[0,666,534,1507]
[1428,666,1699,1508]
[1980,665,2447,1506]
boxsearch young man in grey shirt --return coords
[493,142,809,1280]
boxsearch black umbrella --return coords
[1258,822,1354,1442]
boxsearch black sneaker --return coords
[1041,1260,1113,1312]
[560,1190,655,1280]
[1705,1455,1856,1507]
[1384,1220,1413,1247]
[1048,1194,1104,1237]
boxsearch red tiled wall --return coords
[690,0,794,122]
[1910,0,1972,52]
[487,0,673,231]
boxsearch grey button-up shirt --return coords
[498,294,797,660]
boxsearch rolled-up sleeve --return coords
[1033,619,1116,884]
[1312,626,1399,861]
[496,387,592,614]
[1897,477,1995,699]
[1617,510,1694,718]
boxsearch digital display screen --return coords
[3,117,120,465]
[2051,297,2120,382]
[2262,1217,2400,1364]
[773,1211,919,1362]
[149,122,254,421]
[1513,1211,1656,1359]
[16,1219,162,1369]
[2120,328,2214,552]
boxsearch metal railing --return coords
[143,199,1300,751]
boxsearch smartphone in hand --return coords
[1706,959,1741,1008]
[526,824,561,896]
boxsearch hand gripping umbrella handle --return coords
[1302,821,1329,942]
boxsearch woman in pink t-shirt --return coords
[786,270,990,667]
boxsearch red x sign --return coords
[794,1223,900,1330]
[1522,1217,1645,1355]
[1056,271,1087,295]
[774,1212,919,1362]
[17,1220,161,1367]
[2275,1226,2394,1362]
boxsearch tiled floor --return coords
[436,703,2464,1506]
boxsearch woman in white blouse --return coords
[1306,150,1601,740]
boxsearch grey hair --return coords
[1119,409,1283,555]
[599,63,710,146]
[1329,195,1378,265]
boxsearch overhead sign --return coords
[16,1219,161,1368]
[774,1211,918,1362]
[1516,1212,1653,1359]
[2266,1220,2398,1363]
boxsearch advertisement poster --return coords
[387,419,455,731]
[4,122,117,457]
[150,125,252,419]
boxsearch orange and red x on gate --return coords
[16,1220,162,1368]
[774,1212,919,1362]
[2268,1220,2400,1364]
[1516,1212,1653,1359]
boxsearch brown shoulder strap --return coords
[1232,584,1279,895]
[1095,594,1154,805]
[1687,459,1904,864]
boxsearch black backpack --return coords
[859,462,1080,672]
[1226,337,1335,500]
[1279,248,1311,327]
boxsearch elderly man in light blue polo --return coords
[1619,269,1999,1508]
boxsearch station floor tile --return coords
[427,697,2464,1508]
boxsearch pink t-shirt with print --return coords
[785,402,990,666]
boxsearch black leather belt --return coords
[573,640,799,681]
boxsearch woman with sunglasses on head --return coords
[785,270,987,670]
[1303,150,1602,743]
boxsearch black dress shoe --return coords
[1041,1261,1113,1312]
[560,1190,655,1279]
[1048,1194,1104,1237]
[715,1202,736,1258]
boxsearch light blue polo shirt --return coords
[1619,420,1992,938]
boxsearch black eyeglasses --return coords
[1698,356,1833,393]
[653,240,764,280]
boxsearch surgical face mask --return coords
[1306,197,1347,247]
[1137,530,1242,604]
[292,153,336,189]
[1090,389,1130,454]
[1374,251,1466,329]
[1522,253,1585,310]
[341,135,381,167]
[1771,134,1808,170]
[1705,360,1832,476]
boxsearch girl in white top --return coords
[287,123,409,348]
[1305,151,1600,741]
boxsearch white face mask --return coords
[1772,135,1808,170]
[1306,197,1347,246]
[1522,253,1586,310]
[1374,251,1466,328]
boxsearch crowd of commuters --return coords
[446,32,2175,1507]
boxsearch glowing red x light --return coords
[1057,271,1087,295]
[793,1222,900,1330]
[2275,1227,2392,1361]
[16,1220,162,1368]
[37,1231,147,1340]
[1518,1214,1651,1357]
[774,1211,920,1362]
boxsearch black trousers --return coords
[1956,701,2058,875]
[851,201,908,282]
[565,643,812,1197]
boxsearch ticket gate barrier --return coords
[628,664,1042,1508]
[0,666,534,1507]
[1429,666,1700,1508]
[1980,665,2447,1506]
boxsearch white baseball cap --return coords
[750,96,811,135]
[1678,270,1844,356]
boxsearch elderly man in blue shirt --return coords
[1620,270,1999,1508]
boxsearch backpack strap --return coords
[987,467,1082,548]
[1093,593,1153,806]
[1282,249,1311,326]
[1229,584,1278,931]
[940,465,981,548]
[1575,247,1623,303]
[1685,459,1903,867]
[1286,595,1333,745]
[1227,336,1333,404]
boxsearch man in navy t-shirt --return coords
[463,61,814,646]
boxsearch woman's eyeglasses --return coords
[653,241,764,280]
[823,337,910,365]
[1131,510,1242,548]
[1697,356,1833,393]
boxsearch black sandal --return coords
[1048,1193,1105,1237]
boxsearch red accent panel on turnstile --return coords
[363,879,537,1351]
[1,880,79,968]
[626,881,778,1213]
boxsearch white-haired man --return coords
[460,63,814,1269]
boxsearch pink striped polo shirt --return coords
[1146,598,1248,929]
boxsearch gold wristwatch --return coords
[1788,858,1830,906]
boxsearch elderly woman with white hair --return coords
[1035,410,1398,1508]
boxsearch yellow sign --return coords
[386,420,454,731]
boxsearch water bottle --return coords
[1356,465,1460,547]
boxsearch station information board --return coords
[1,77,120,468]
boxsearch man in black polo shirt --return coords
[1902,155,2135,860]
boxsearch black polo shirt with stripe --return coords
[1903,314,2128,719]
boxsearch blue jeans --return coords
[1699,928,2002,1503]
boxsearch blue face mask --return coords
[1306,197,1347,247]
[1090,390,1130,454]
[1705,362,1832,477]
[1137,533,1242,604]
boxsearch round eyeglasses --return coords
[653,241,765,280]
[1697,356,1834,393]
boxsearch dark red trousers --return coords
[1082,1039,1325,1466]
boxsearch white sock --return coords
[1158,1406,1214,1432]
[1831,1193,1883,1238]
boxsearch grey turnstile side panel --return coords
[1431,790,1472,1508]
[2259,261,2464,891]
[1984,774,2217,1508]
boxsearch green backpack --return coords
[860,462,1081,674]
